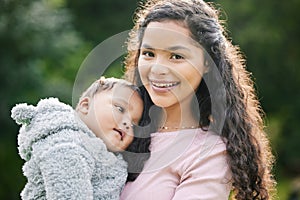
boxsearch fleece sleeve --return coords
[38,143,95,200]
[172,143,231,200]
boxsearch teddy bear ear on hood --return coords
[11,103,36,126]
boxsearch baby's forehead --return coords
[110,84,140,101]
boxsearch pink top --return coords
[120,129,232,200]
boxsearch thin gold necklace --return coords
[159,125,200,130]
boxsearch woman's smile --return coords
[149,79,180,92]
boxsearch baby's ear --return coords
[77,97,90,115]
[11,103,36,126]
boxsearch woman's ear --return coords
[77,97,90,115]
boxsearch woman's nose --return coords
[150,57,170,75]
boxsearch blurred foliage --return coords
[0,0,299,199]
[214,0,300,176]
[0,0,88,199]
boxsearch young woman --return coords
[121,0,276,199]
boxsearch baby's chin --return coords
[106,143,127,153]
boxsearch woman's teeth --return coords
[151,82,179,88]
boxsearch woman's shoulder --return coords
[192,129,227,156]
[194,129,226,148]
[177,129,229,175]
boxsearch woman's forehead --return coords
[142,21,201,49]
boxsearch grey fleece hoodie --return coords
[11,98,127,200]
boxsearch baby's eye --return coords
[114,105,125,113]
[171,54,184,60]
[141,50,155,57]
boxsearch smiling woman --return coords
[120,0,276,199]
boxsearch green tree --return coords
[0,0,87,198]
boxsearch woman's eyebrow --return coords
[141,43,154,49]
[167,45,191,52]
[141,43,191,52]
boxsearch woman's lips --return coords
[150,80,180,92]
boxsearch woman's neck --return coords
[159,97,199,130]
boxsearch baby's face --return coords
[87,85,143,152]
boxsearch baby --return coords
[11,77,143,200]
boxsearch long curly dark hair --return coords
[123,0,276,199]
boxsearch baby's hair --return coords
[76,76,141,110]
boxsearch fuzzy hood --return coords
[11,97,92,161]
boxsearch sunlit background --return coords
[1,0,299,199]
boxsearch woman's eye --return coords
[171,54,184,60]
[115,105,124,113]
[141,51,155,57]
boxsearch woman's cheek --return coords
[138,62,149,83]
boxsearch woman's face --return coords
[138,21,207,109]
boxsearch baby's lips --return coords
[113,128,125,140]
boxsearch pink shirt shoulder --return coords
[120,129,232,200]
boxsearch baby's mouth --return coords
[113,128,125,140]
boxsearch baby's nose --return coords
[122,122,132,131]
